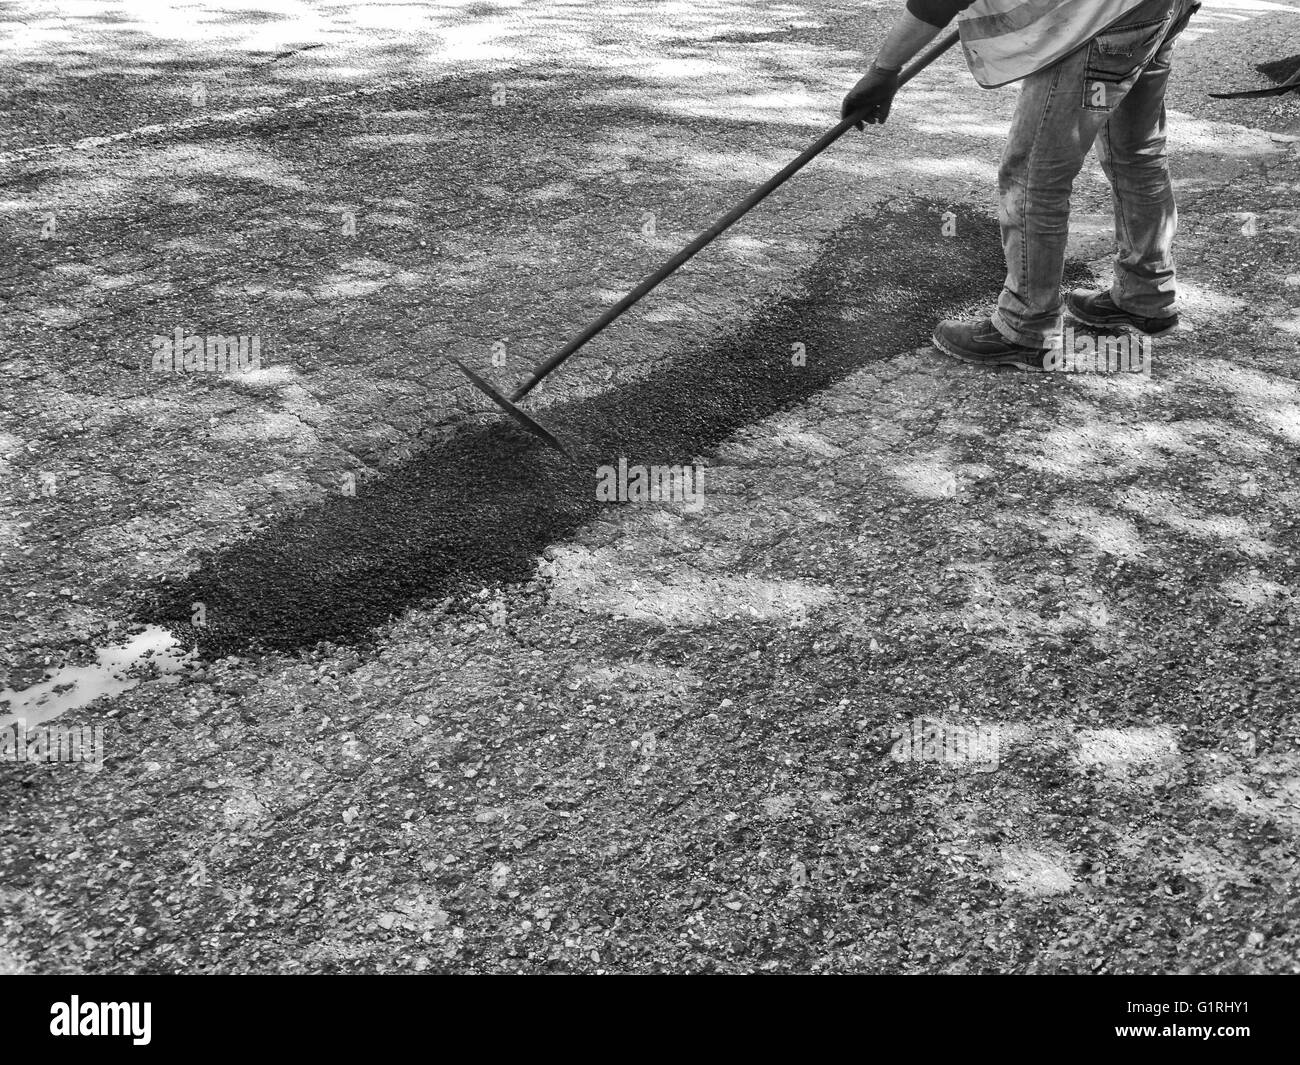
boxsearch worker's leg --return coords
[1094,0,1200,319]
[993,0,1179,348]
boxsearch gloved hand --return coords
[841,65,901,129]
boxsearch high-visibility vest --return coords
[958,0,1154,88]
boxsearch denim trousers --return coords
[992,0,1201,346]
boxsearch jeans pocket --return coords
[1082,18,1168,110]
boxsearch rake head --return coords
[451,358,570,457]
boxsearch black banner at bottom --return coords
[0,975,1288,1054]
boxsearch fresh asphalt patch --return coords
[137,201,1094,657]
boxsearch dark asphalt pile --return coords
[140,201,1077,657]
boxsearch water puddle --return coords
[0,626,190,730]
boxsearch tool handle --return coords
[510,28,961,402]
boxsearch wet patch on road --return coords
[0,625,189,730]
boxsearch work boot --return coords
[1065,290,1179,336]
[931,317,1052,371]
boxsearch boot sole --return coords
[1066,301,1180,338]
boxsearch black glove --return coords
[841,64,901,129]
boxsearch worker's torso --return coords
[958,0,1158,87]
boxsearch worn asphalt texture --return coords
[1,0,1299,974]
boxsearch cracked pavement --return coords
[1,0,1299,973]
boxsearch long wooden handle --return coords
[510,29,962,402]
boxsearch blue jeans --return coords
[992,0,1201,347]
